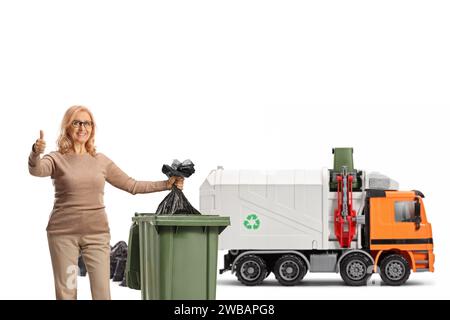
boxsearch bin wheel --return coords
[235,255,267,286]
[273,254,307,286]
[379,254,410,286]
[340,252,372,286]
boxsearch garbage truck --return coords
[199,148,434,286]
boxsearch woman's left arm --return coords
[105,158,170,194]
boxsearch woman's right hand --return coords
[34,130,46,154]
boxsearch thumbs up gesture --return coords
[34,130,46,154]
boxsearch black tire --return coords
[340,253,372,286]
[273,255,307,286]
[235,255,267,286]
[379,254,411,286]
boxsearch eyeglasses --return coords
[72,120,93,129]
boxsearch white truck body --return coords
[200,168,369,251]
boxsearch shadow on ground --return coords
[218,278,430,287]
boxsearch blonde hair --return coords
[57,105,97,156]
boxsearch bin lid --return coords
[132,213,230,234]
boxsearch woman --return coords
[28,105,183,300]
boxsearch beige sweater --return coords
[28,149,169,235]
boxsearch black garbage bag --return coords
[156,159,200,215]
[162,159,195,178]
[156,186,201,215]
[113,257,127,282]
[110,241,128,282]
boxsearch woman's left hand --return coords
[167,176,184,190]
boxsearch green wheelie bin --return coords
[126,213,230,300]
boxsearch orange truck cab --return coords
[365,189,434,285]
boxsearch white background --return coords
[0,0,449,299]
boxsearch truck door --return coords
[370,192,433,251]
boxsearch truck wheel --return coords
[235,255,267,286]
[273,255,307,286]
[379,254,411,286]
[340,253,372,286]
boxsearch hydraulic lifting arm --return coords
[334,167,357,248]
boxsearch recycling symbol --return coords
[243,214,260,230]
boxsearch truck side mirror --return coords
[414,198,422,230]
